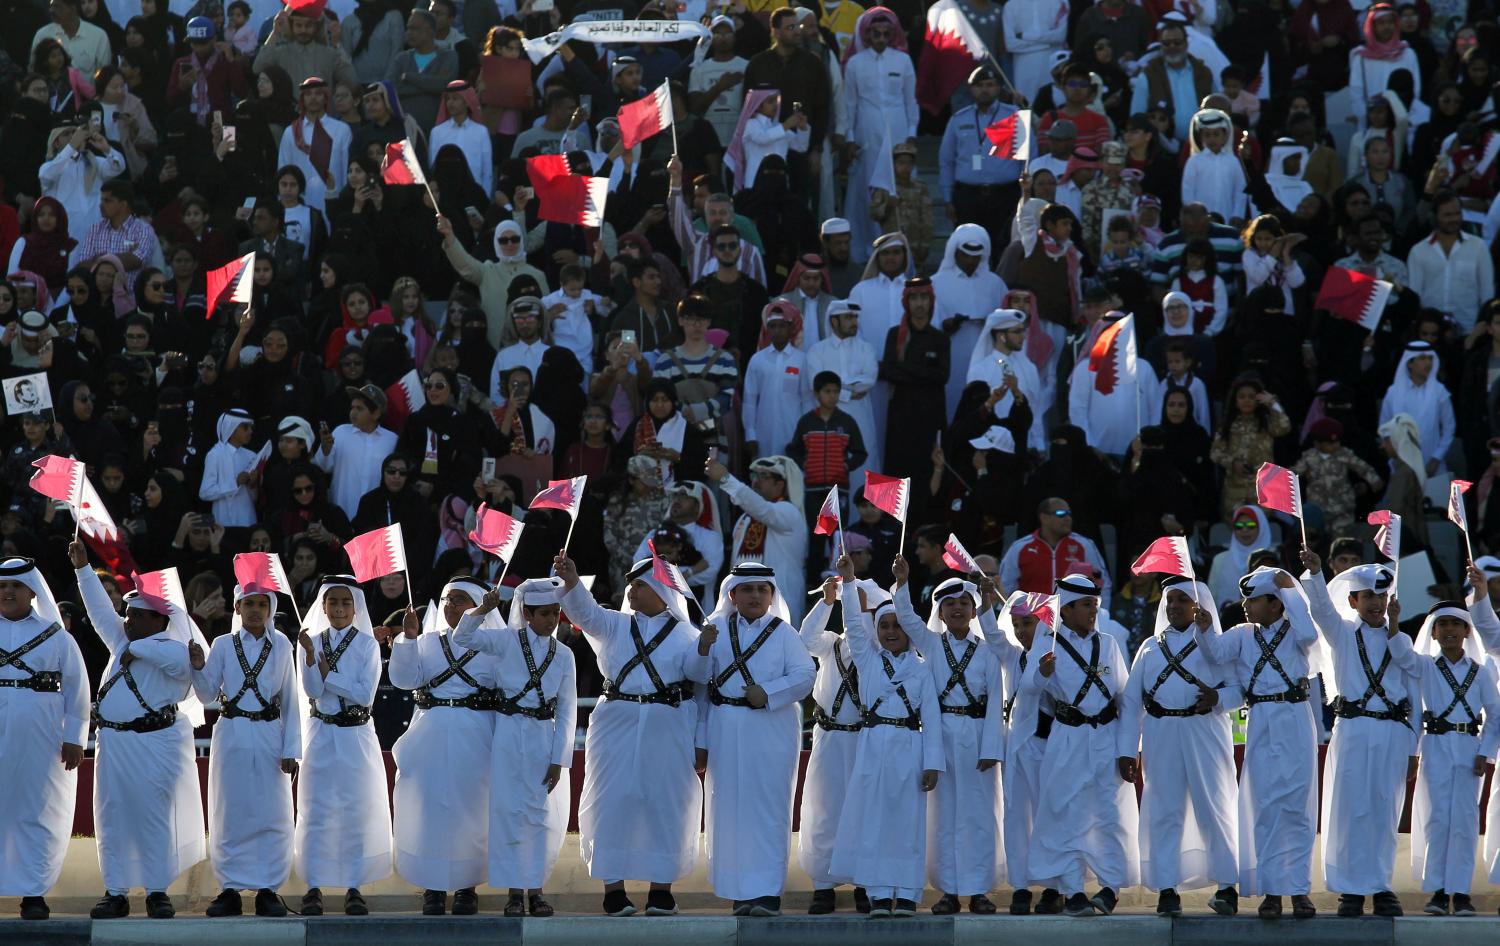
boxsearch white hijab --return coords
[1161,290,1195,337]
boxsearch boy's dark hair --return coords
[1220,64,1248,84]
[813,370,841,391]
[1163,338,1195,360]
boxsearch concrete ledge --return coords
[520,915,738,946]
[1393,916,1500,946]
[0,918,91,946]
[88,917,307,946]
[955,915,1171,946]
[1172,916,1393,946]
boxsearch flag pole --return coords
[494,555,513,594]
[563,514,579,557]
[667,83,679,155]
[404,570,414,610]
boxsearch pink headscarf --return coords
[435,80,483,125]
[1003,288,1054,375]
[91,255,135,317]
[1356,4,1408,60]
[724,88,780,191]
[841,6,908,67]
[5,270,52,314]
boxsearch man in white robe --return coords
[72,542,206,919]
[1118,577,1242,917]
[386,577,500,915]
[707,454,810,625]
[276,77,351,213]
[742,301,814,461]
[451,578,578,917]
[967,308,1044,453]
[699,563,817,915]
[891,564,1005,914]
[553,553,706,917]
[1298,553,1420,917]
[1193,566,1320,919]
[198,409,259,527]
[0,557,88,921]
[1377,341,1455,476]
[933,225,1006,415]
[1003,0,1071,104]
[191,585,301,917]
[808,300,881,479]
[848,231,914,438]
[295,576,392,917]
[1024,575,1139,916]
[840,10,918,258]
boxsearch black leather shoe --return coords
[1424,890,1449,916]
[1336,894,1364,917]
[893,899,917,917]
[853,887,871,914]
[255,889,287,917]
[528,894,554,917]
[1373,891,1403,917]
[423,890,446,916]
[91,893,129,919]
[749,896,781,917]
[1291,895,1316,918]
[808,889,835,915]
[1035,888,1063,914]
[1258,895,1282,919]
[1009,889,1032,915]
[969,894,997,914]
[645,889,677,916]
[1091,888,1118,916]
[931,893,960,915]
[145,892,175,919]
[1452,893,1476,916]
[503,894,524,917]
[206,889,242,917]
[19,897,49,920]
[603,889,636,916]
[1208,886,1238,916]
[344,888,367,916]
[452,888,478,915]
[1063,893,1094,917]
[301,889,324,917]
[867,898,893,918]
[1157,888,1182,917]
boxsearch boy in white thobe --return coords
[0,558,88,921]
[452,578,578,918]
[1118,577,1242,917]
[191,586,301,917]
[553,553,707,917]
[1193,566,1320,919]
[798,578,871,914]
[1024,575,1140,917]
[1409,600,1500,917]
[891,562,1005,914]
[386,577,500,915]
[742,303,814,462]
[72,542,206,920]
[1298,553,1420,917]
[700,563,816,916]
[989,590,1062,915]
[829,554,943,917]
[295,577,392,917]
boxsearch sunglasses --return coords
[424,381,448,390]
[384,467,408,476]
[293,485,315,495]
[1048,509,1072,517]
[1233,520,1258,530]
[498,235,521,245]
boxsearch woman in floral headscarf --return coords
[602,454,671,594]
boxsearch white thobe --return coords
[968,348,1044,453]
[1302,575,1421,894]
[828,586,944,897]
[296,627,392,888]
[450,616,578,889]
[192,629,301,891]
[1003,0,1070,102]
[1348,49,1422,129]
[560,584,707,882]
[737,114,810,191]
[1377,381,1455,469]
[1410,653,1500,894]
[702,610,816,901]
[387,625,499,891]
[722,476,809,625]
[935,267,1007,415]
[0,611,89,896]
[312,423,399,520]
[276,116,352,212]
[1194,592,1320,897]
[849,272,906,445]
[37,144,127,239]
[808,333,881,478]
[742,343,813,459]
[1023,624,1140,894]
[796,599,865,887]
[632,522,723,610]
[540,288,599,375]
[989,632,1048,889]
[893,586,1006,895]
[1118,627,1243,892]
[1181,148,1247,224]
[199,441,259,527]
[840,47,918,257]
[429,118,493,195]
[491,340,552,400]
[77,566,204,894]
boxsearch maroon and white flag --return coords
[530,476,587,519]
[233,552,293,596]
[1130,536,1194,580]
[205,250,255,320]
[134,566,187,613]
[814,488,842,537]
[383,369,425,433]
[469,502,524,561]
[916,0,988,114]
[1314,265,1392,333]
[29,454,84,505]
[381,139,428,186]
[648,538,692,597]
[1255,462,1303,518]
[985,109,1034,161]
[618,82,673,150]
[1367,509,1402,562]
[942,533,980,574]
[346,523,408,582]
[1449,479,1473,532]
[863,471,910,523]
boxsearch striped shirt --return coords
[76,215,160,292]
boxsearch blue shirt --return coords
[938,101,1023,202]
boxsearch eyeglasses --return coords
[1233,520,1258,530]
[76,393,95,402]
[424,381,448,390]
[498,235,521,245]
[1049,509,1072,518]
[293,485,315,495]
[714,242,740,252]
[384,467,408,476]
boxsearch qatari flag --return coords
[985,109,1034,161]
[1367,509,1402,562]
[1255,462,1303,518]
[346,523,407,583]
[134,566,187,613]
[814,487,841,536]
[863,472,910,523]
[233,551,293,596]
[381,139,428,186]
[1130,536,1194,579]
[618,82,673,150]
[1449,479,1473,532]
[469,502,523,561]
[205,250,255,320]
[1013,591,1056,628]
[942,533,980,574]
[648,538,691,597]
[530,476,587,519]
[29,454,84,505]
[1314,265,1392,333]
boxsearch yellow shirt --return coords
[820,0,867,54]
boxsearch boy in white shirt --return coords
[541,263,605,376]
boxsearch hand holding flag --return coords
[1450,479,1474,562]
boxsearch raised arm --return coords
[800,589,838,659]
[73,556,127,654]
[450,593,519,659]
[890,563,940,657]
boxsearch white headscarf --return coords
[216,408,254,445]
[1154,576,1222,636]
[1188,108,1232,157]
[1413,601,1485,663]
[858,231,914,282]
[669,480,720,534]
[619,558,694,626]
[709,562,791,624]
[1056,575,1102,606]
[276,415,315,452]
[124,589,211,726]
[1161,290,1195,337]
[305,575,375,637]
[936,224,992,279]
[966,307,1027,384]
[424,577,491,633]
[1264,138,1312,213]
[927,576,983,637]
[995,589,1051,649]
[493,219,525,260]
[1386,342,1442,455]
[1377,412,1427,489]
[507,576,566,633]
[0,557,63,625]
[747,455,805,509]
